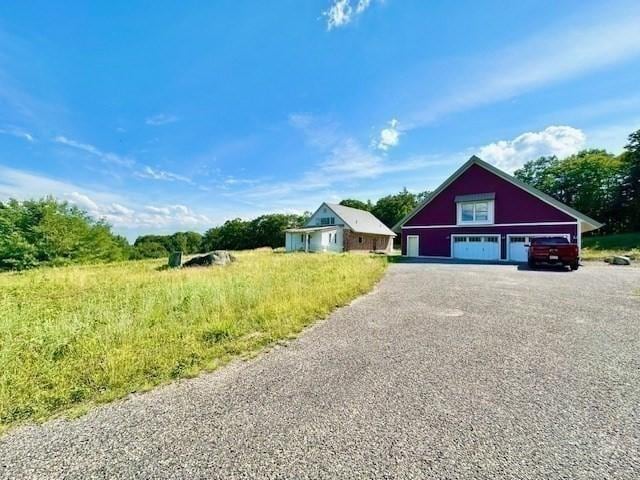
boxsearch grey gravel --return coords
[1,262,639,479]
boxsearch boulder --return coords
[611,255,632,266]
[182,250,236,268]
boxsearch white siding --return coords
[285,232,307,252]
[325,228,343,252]
[307,205,345,228]
[285,228,343,253]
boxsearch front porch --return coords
[284,226,341,253]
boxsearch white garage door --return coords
[508,236,530,262]
[507,234,571,262]
[452,235,500,260]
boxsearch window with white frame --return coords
[318,216,335,226]
[457,200,494,224]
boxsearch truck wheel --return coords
[570,262,579,271]
[528,259,536,269]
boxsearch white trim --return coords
[306,202,348,229]
[402,221,577,230]
[456,199,495,225]
[393,156,603,232]
[406,234,420,257]
[577,223,582,258]
[506,233,571,261]
[450,234,501,261]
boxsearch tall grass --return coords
[0,251,386,431]
[582,232,640,261]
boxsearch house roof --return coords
[392,155,604,233]
[285,226,336,233]
[308,202,396,236]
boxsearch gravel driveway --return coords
[2,262,639,479]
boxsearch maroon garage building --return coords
[394,156,602,262]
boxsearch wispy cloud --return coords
[375,118,400,151]
[404,8,640,129]
[54,135,134,167]
[0,164,211,236]
[0,126,35,143]
[477,125,586,173]
[223,176,261,186]
[145,113,179,126]
[53,136,196,185]
[323,0,376,30]
[238,114,453,203]
[136,166,192,183]
[288,113,340,148]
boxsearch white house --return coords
[285,203,396,253]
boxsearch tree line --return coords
[133,213,310,257]
[343,129,640,235]
[0,202,310,270]
[339,188,430,230]
[513,129,640,234]
[1,128,638,271]
[0,198,129,271]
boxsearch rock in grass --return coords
[611,255,631,266]
[182,251,235,268]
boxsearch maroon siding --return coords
[402,224,578,259]
[400,162,581,259]
[405,164,574,226]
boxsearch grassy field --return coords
[582,232,640,261]
[0,251,387,432]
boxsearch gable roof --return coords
[307,202,396,236]
[393,155,604,233]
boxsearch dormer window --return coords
[319,216,335,225]
[455,193,495,225]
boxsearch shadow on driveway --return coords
[390,256,575,272]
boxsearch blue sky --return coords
[1,0,639,240]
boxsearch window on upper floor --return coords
[457,200,494,224]
[319,216,335,225]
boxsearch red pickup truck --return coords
[527,237,580,271]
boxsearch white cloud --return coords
[323,0,376,30]
[136,166,192,183]
[145,114,178,126]
[322,138,383,178]
[251,113,450,204]
[376,118,400,151]
[0,165,211,237]
[54,136,199,186]
[54,135,133,166]
[65,191,100,213]
[110,203,135,216]
[0,126,35,142]
[478,125,586,173]
[404,8,640,129]
[223,176,260,186]
[64,193,209,230]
